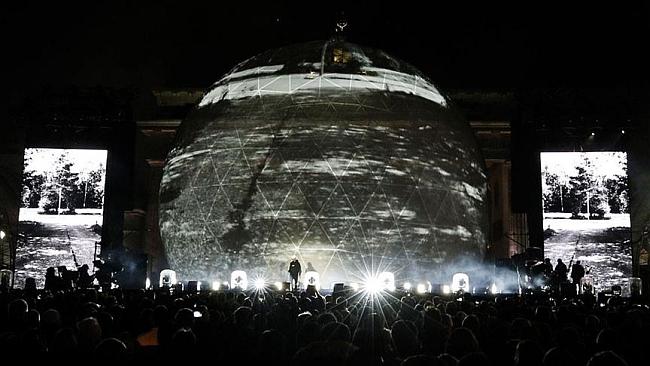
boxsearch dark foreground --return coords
[1,283,647,366]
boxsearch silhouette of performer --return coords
[44,267,64,293]
[77,264,95,289]
[554,258,568,283]
[570,260,586,286]
[542,258,553,278]
[288,256,301,291]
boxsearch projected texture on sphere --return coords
[159,40,489,287]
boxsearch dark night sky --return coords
[2,1,648,103]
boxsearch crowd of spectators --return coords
[1,281,647,366]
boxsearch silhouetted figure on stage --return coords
[44,266,64,293]
[542,258,553,278]
[288,256,301,291]
[570,260,586,292]
[529,257,555,291]
[529,261,550,290]
[76,264,95,289]
[57,266,76,292]
[554,259,568,282]
[93,258,123,291]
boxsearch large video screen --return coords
[15,148,107,289]
[541,151,632,295]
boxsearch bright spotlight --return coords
[416,283,428,294]
[378,272,395,291]
[159,269,177,288]
[490,283,499,294]
[253,278,266,290]
[230,270,248,291]
[0,230,5,239]
[365,277,384,293]
[442,284,451,294]
[451,272,470,293]
[304,271,320,290]
[274,281,284,291]
[403,282,412,291]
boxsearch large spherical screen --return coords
[159,41,489,288]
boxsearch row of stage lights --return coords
[152,269,495,296]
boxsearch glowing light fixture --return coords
[451,272,470,293]
[230,270,248,291]
[159,269,177,288]
[414,282,431,294]
[403,282,412,291]
[377,272,395,291]
[304,270,320,290]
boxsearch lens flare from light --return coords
[365,277,384,293]
[253,278,266,290]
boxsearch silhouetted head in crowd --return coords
[445,326,480,360]
[586,350,628,366]
[94,337,128,365]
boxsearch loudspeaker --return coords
[333,283,345,293]
[430,284,444,294]
[187,280,199,292]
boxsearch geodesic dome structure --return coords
[159,39,489,288]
